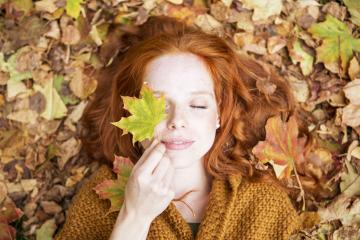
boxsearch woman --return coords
[54,16,316,240]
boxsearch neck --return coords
[171,158,212,201]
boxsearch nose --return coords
[166,104,187,129]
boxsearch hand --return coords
[123,138,175,221]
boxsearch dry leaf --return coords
[241,0,283,21]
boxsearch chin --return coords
[168,153,204,168]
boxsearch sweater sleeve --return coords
[54,164,118,240]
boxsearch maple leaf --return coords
[344,0,360,27]
[308,15,360,72]
[252,115,307,180]
[0,201,23,240]
[93,155,134,214]
[111,84,167,145]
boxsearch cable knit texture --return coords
[54,164,317,240]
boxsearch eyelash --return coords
[165,105,207,110]
[191,105,207,109]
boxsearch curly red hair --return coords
[80,16,315,202]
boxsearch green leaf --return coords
[289,39,314,76]
[35,219,56,240]
[53,75,80,105]
[65,0,84,19]
[93,155,134,214]
[111,84,167,145]
[308,15,360,71]
[33,77,68,120]
[251,115,307,180]
[344,0,360,27]
[0,49,32,82]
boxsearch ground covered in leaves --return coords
[1,0,360,239]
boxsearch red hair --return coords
[80,16,318,207]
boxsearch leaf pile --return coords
[0,0,360,239]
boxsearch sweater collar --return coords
[162,173,243,239]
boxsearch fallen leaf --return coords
[6,109,39,124]
[56,137,82,169]
[343,79,360,105]
[93,155,133,214]
[166,0,183,5]
[340,158,360,197]
[65,166,88,187]
[267,36,287,54]
[111,84,167,145]
[33,77,68,120]
[348,57,360,80]
[318,194,360,226]
[65,0,84,19]
[252,115,307,179]
[35,218,56,240]
[308,15,360,71]
[288,39,314,76]
[0,200,23,240]
[61,25,81,45]
[20,179,37,193]
[68,67,97,99]
[287,75,310,103]
[40,201,62,215]
[343,0,360,27]
[342,104,360,128]
[34,0,58,13]
[194,14,223,34]
[240,0,283,21]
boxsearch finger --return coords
[152,156,170,181]
[134,137,160,169]
[162,165,174,190]
[138,142,166,175]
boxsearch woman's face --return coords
[140,52,220,169]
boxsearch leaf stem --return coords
[291,159,306,211]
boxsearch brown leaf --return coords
[342,104,360,127]
[40,201,62,215]
[343,79,360,105]
[61,25,81,45]
[348,57,360,80]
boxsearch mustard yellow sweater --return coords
[54,164,319,240]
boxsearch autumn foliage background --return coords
[1,0,360,239]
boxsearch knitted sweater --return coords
[54,164,318,240]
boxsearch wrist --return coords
[116,204,153,229]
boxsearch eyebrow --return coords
[153,90,214,97]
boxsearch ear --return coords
[216,116,220,129]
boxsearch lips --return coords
[161,137,194,150]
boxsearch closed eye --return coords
[191,105,207,109]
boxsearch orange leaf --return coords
[93,155,134,214]
[252,115,307,180]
